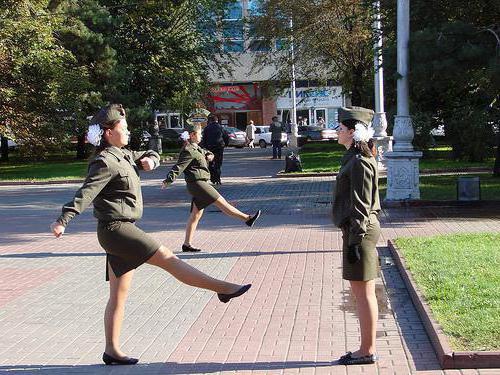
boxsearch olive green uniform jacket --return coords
[163,143,213,184]
[57,147,160,226]
[332,147,381,246]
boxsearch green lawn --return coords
[0,150,178,182]
[395,233,500,351]
[379,174,500,201]
[299,142,494,173]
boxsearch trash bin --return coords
[457,176,480,201]
[285,152,302,173]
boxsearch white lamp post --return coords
[385,0,422,200]
[372,0,392,171]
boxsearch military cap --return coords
[184,122,201,133]
[338,106,374,127]
[90,104,126,128]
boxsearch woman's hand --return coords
[161,180,171,190]
[206,154,214,162]
[50,222,65,238]
[140,157,155,171]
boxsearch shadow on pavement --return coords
[0,249,339,259]
[0,360,334,374]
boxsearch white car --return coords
[253,126,288,148]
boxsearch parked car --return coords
[298,125,337,141]
[223,126,247,148]
[159,127,184,147]
[253,126,288,148]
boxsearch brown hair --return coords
[341,119,375,158]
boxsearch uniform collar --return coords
[341,147,357,165]
[103,146,126,161]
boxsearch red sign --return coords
[207,84,262,111]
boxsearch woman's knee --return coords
[148,246,177,265]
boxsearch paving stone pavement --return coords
[0,147,499,375]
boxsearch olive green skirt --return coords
[97,220,160,281]
[341,214,381,281]
[186,180,221,211]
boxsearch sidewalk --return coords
[0,147,498,374]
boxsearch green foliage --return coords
[251,0,375,106]
[395,233,500,351]
[0,0,232,160]
[381,1,500,162]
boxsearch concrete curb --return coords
[388,239,500,369]
[276,167,492,178]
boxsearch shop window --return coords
[223,20,243,39]
[223,40,244,52]
[249,39,271,52]
[248,0,262,16]
[224,1,243,19]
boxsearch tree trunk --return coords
[76,134,87,159]
[0,135,9,161]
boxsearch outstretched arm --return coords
[51,159,112,237]
[162,149,192,188]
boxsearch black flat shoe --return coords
[102,352,138,365]
[182,244,202,252]
[218,284,252,303]
[337,351,378,365]
[245,210,261,227]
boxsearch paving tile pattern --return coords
[0,148,498,374]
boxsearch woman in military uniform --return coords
[162,123,261,252]
[332,106,381,365]
[50,105,252,366]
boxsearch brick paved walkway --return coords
[0,147,498,375]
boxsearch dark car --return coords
[298,125,337,141]
[159,127,184,147]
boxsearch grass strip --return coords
[395,233,500,351]
[0,151,178,182]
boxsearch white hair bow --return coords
[353,123,374,143]
[180,131,190,141]
[87,124,103,146]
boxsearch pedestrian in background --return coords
[50,104,252,366]
[332,106,381,366]
[246,120,256,148]
[201,115,227,185]
[269,116,283,159]
[163,122,261,253]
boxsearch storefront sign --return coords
[276,86,343,109]
[207,84,262,111]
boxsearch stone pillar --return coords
[385,0,422,200]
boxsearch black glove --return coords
[347,244,362,264]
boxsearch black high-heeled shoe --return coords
[218,284,252,303]
[102,352,139,365]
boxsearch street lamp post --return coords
[385,0,422,200]
[289,17,298,148]
[372,0,392,171]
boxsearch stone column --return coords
[385,0,422,200]
[372,0,392,171]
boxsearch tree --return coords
[0,0,92,159]
[381,0,500,163]
[250,0,376,107]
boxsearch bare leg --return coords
[104,265,134,359]
[147,245,242,294]
[350,279,378,356]
[184,205,204,246]
[213,196,250,222]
